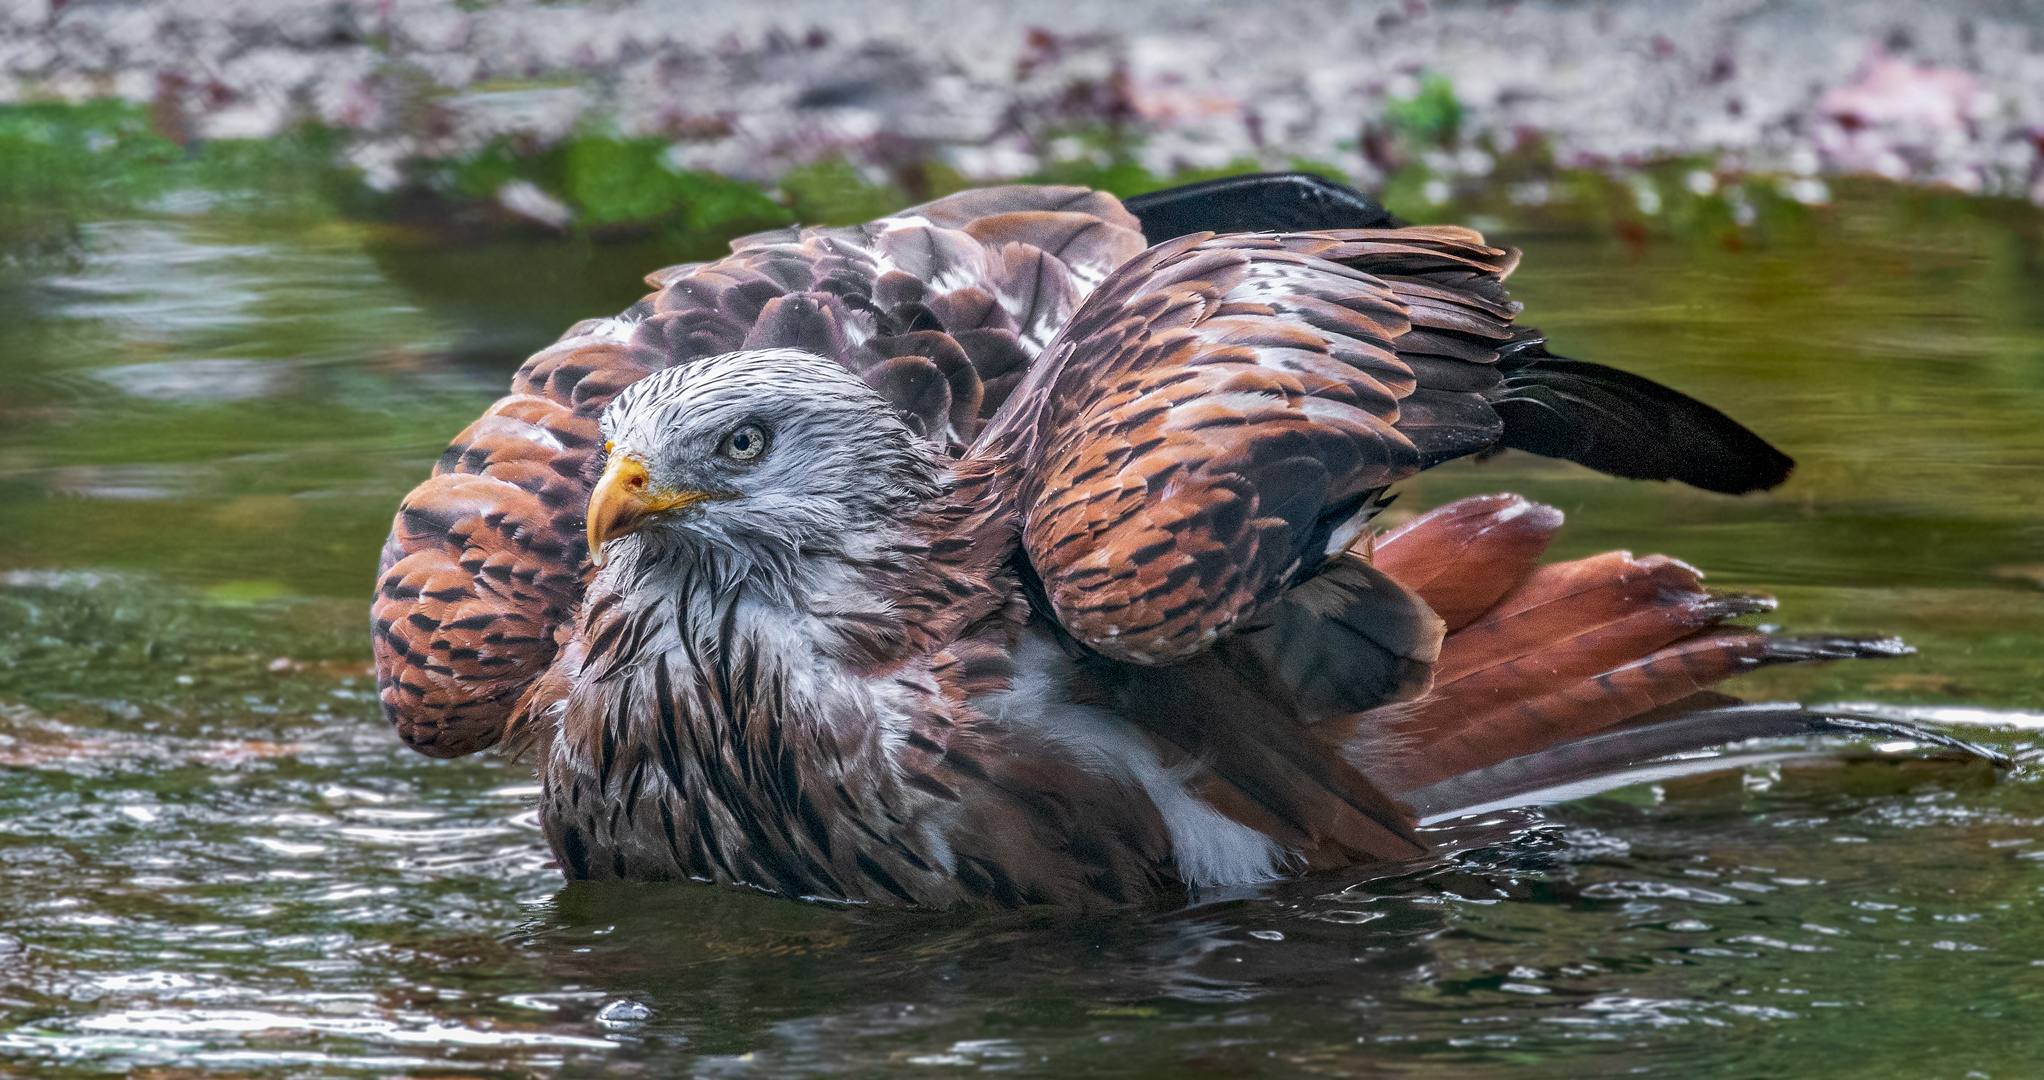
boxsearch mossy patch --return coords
[0,100,180,271]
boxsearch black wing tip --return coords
[1490,355,1797,495]
[1678,444,1796,496]
[1688,414,1796,494]
[1809,714,2013,769]
[1406,702,2011,821]
[1123,172,1403,243]
[1760,635,1915,664]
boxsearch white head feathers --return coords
[597,349,945,575]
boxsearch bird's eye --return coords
[719,423,769,462]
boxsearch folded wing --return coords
[982,227,1520,667]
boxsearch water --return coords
[1,186,2041,1077]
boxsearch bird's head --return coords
[587,349,944,570]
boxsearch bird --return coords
[372,173,1988,906]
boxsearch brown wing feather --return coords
[1370,493,1562,631]
[900,184,1143,283]
[377,186,1146,756]
[373,337,648,757]
[1226,553,1444,721]
[983,228,1519,666]
[631,189,1144,448]
[1078,651,1428,865]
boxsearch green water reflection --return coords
[0,182,2040,1077]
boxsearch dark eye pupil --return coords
[725,426,765,460]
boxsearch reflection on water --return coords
[0,188,2040,1077]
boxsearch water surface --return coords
[1,186,2041,1077]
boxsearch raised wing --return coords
[375,186,1148,756]
[983,227,1520,666]
[372,332,650,757]
[639,184,1146,445]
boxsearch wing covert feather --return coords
[985,228,1521,665]
[373,354,629,757]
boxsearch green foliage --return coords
[190,126,370,216]
[776,159,907,226]
[443,138,532,202]
[1376,164,1443,223]
[0,94,1919,278]
[1383,71,1462,147]
[441,132,789,237]
[0,100,181,270]
[0,102,377,275]
[0,99,181,205]
[1028,147,1169,199]
[562,136,691,226]
[1368,71,1468,221]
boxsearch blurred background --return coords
[1,1,2042,1076]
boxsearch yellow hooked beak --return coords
[585,452,724,566]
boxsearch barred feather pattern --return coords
[978,227,1519,666]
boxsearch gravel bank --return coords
[4,0,2042,201]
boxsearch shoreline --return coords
[0,0,2038,205]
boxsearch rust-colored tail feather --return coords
[1361,494,1854,795]
[1405,632,1774,789]
[1370,493,1561,632]
[1421,553,1769,704]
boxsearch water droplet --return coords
[596,999,652,1027]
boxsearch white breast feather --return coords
[974,632,1289,887]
